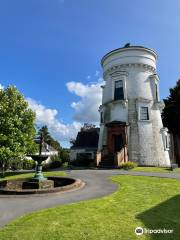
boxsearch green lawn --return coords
[0,175,180,240]
[0,170,65,181]
[132,166,180,173]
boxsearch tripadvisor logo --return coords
[135,227,173,235]
[135,227,143,236]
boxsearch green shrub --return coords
[62,162,68,168]
[10,158,23,170]
[121,161,138,170]
[42,155,62,170]
[71,154,93,167]
[23,159,35,170]
[49,160,62,169]
[58,150,69,163]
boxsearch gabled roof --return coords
[41,144,58,153]
[71,128,99,149]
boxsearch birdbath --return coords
[30,133,48,181]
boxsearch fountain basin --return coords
[0,177,84,195]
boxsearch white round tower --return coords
[98,45,170,167]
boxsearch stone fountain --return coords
[23,133,54,189]
[0,133,84,195]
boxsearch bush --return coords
[59,150,69,163]
[71,154,93,167]
[23,159,35,170]
[121,161,138,170]
[49,160,62,169]
[43,155,62,170]
[10,158,23,170]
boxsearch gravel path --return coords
[0,169,180,228]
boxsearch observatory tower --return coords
[97,45,170,167]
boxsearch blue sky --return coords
[0,0,180,147]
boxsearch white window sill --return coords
[138,120,151,123]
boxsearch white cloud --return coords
[27,98,82,143]
[94,70,100,77]
[86,75,91,79]
[0,84,4,89]
[66,78,103,123]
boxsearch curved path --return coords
[0,169,180,228]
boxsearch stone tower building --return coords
[97,45,171,167]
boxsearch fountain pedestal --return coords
[25,154,54,189]
[30,155,48,180]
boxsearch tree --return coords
[38,126,51,143]
[38,126,69,164]
[0,86,36,176]
[162,80,180,136]
[70,138,76,147]
[38,125,62,151]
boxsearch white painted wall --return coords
[99,46,171,167]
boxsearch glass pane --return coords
[155,83,158,101]
[140,107,149,120]
[114,80,124,100]
[115,80,123,88]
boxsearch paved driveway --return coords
[0,169,180,228]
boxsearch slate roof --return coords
[71,128,100,149]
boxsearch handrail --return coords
[115,146,128,167]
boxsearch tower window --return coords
[114,80,124,100]
[165,135,169,149]
[155,82,159,101]
[100,112,103,123]
[140,107,149,120]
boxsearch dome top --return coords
[101,45,157,66]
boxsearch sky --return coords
[0,0,180,147]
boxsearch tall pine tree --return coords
[162,79,180,136]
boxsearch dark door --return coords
[114,134,123,152]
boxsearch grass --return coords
[0,170,66,181]
[132,166,180,173]
[0,175,180,240]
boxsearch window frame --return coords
[137,100,151,122]
[111,72,127,102]
[160,128,170,151]
[140,106,149,121]
[114,80,124,101]
[100,111,104,124]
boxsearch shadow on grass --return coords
[165,168,173,172]
[136,195,180,240]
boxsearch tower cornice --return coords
[103,63,156,79]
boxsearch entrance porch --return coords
[96,121,128,168]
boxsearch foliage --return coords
[38,125,61,151]
[10,157,23,171]
[71,154,93,167]
[1,176,180,240]
[58,149,69,163]
[38,125,69,164]
[43,155,62,170]
[162,79,180,136]
[22,159,35,170]
[0,86,36,175]
[48,160,62,169]
[121,161,138,170]
[70,138,76,147]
